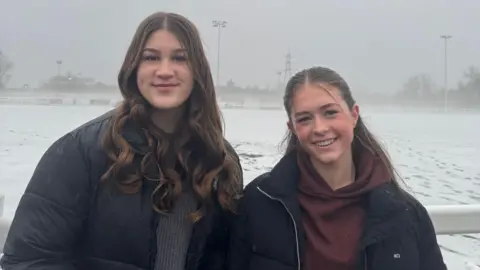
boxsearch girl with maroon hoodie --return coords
[227,66,446,270]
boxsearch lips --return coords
[152,83,179,87]
[314,138,336,147]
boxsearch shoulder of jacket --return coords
[391,188,432,228]
[406,193,430,220]
[55,109,116,167]
[243,172,271,195]
[223,139,236,153]
[66,109,115,147]
[70,109,115,137]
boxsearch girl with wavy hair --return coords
[228,66,445,270]
[1,12,243,270]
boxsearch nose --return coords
[312,115,329,134]
[154,59,174,78]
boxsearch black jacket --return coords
[0,110,242,270]
[228,152,447,270]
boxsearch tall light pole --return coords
[440,35,452,113]
[212,20,227,86]
[276,71,282,90]
[56,60,63,76]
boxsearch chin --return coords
[149,99,186,110]
[307,149,343,165]
[151,103,181,110]
[312,156,339,165]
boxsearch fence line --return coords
[1,193,480,253]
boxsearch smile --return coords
[314,138,336,147]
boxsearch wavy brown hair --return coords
[101,12,242,219]
[282,66,404,188]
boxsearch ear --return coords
[351,104,360,127]
[287,121,294,132]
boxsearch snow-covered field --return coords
[0,105,479,269]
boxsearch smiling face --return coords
[288,82,359,167]
[136,29,194,110]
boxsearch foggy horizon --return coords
[1,0,479,93]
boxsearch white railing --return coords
[426,204,480,235]
[0,193,479,253]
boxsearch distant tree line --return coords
[39,72,116,91]
[1,49,478,110]
[0,50,14,89]
[395,66,480,109]
[217,72,480,110]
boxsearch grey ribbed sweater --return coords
[154,183,198,270]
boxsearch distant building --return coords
[39,73,116,91]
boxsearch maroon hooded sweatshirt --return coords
[297,149,391,270]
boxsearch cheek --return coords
[179,70,194,96]
[333,121,355,142]
[182,68,194,86]
[180,88,193,101]
[136,66,150,88]
[294,125,311,144]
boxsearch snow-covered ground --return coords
[0,105,479,269]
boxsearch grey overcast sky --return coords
[1,0,479,93]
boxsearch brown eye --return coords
[172,55,187,62]
[142,55,159,61]
[324,110,338,117]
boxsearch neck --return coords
[309,150,355,190]
[151,106,185,133]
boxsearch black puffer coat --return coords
[0,110,242,270]
[227,152,447,270]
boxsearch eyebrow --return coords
[142,48,187,54]
[294,103,338,118]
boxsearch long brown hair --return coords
[101,12,242,218]
[282,66,403,187]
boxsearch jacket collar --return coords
[258,151,300,199]
[257,150,411,246]
[120,116,151,155]
[98,108,150,155]
[258,151,407,209]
